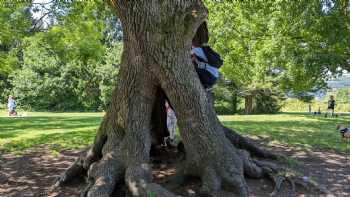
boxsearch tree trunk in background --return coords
[245,95,253,114]
[56,1,281,196]
[232,92,238,113]
[230,83,238,114]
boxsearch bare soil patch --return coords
[0,145,349,197]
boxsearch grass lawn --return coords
[1,110,350,154]
[220,113,350,153]
[0,111,103,154]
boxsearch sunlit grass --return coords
[220,113,350,153]
[0,111,103,154]
[1,111,350,154]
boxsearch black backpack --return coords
[202,46,223,68]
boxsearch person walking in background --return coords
[325,95,336,118]
[7,95,17,116]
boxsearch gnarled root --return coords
[83,150,124,197]
[55,90,324,197]
[125,164,176,197]
[223,126,282,160]
[55,149,87,187]
[55,121,108,187]
[180,141,251,197]
[56,136,176,197]
[56,130,330,197]
[237,149,332,197]
[266,172,333,197]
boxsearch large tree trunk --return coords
[56,1,284,197]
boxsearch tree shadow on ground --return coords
[0,116,101,133]
[1,146,348,197]
[0,116,101,153]
[222,116,350,153]
[0,148,85,197]
[271,144,350,196]
[1,130,96,153]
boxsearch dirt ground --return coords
[0,144,349,197]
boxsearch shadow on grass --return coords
[1,129,95,153]
[0,116,101,153]
[2,113,350,154]
[0,116,102,138]
[223,117,350,153]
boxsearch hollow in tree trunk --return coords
[55,1,318,197]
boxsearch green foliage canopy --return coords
[1,1,349,113]
[205,0,350,96]
[1,1,122,111]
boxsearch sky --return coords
[31,0,52,26]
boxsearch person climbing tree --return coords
[55,1,328,196]
[191,22,222,89]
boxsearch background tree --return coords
[2,0,349,113]
[0,2,33,101]
[2,1,123,110]
[206,0,350,114]
[335,88,350,103]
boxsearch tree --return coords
[335,88,350,103]
[6,1,122,111]
[205,0,350,114]
[54,1,304,197]
[0,2,33,100]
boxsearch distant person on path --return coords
[325,95,336,117]
[7,95,17,116]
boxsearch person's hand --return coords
[191,55,196,62]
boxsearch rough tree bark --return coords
[55,1,296,197]
[244,95,253,115]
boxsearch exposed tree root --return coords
[56,131,332,197]
[55,151,86,187]
[266,170,334,197]
[55,100,329,197]
[55,115,110,188]
[223,126,282,160]
[125,163,176,197]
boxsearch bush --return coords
[8,39,121,111]
[213,83,240,115]
[253,89,285,114]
